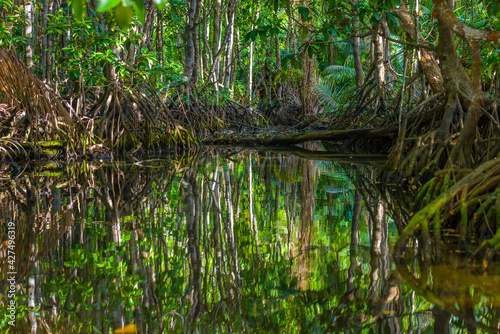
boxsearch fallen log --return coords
[204,125,399,146]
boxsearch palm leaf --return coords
[313,78,351,112]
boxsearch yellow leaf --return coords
[483,260,488,268]
[115,324,138,334]
[409,212,414,217]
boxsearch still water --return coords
[1,147,499,333]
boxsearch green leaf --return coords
[298,6,310,21]
[134,0,145,24]
[489,1,499,17]
[72,0,85,20]
[300,26,308,40]
[371,12,381,26]
[115,3,133,29]
[97,0,121,12]
[152,0,166,12]
[386,12,397,31]
[283,0,291,16]
[245,29,258,42]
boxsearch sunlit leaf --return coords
[72,0,85,20]
[97,0,121,12]
[133,0,145,23]
[114,324,138,333]
[115,3,133,29]
[152,0,167,10]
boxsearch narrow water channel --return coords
[0,148,499,333]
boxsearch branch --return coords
[432,0,500,43]
[370,27,436,51]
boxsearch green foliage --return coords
[4,153,492,332]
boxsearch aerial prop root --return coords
[394,158,500,261]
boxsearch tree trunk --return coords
[350,0,365,88]
[41,0,49,80]
[328,35,335,66]
[275,35,280,69]
[24,0,34,69]
[299,0,315,116]
[184,0,200,96]
[212,0,222,89]
[201,0,212,79]
[397,1,444,93]
[223,0,236,89]
[248,0,259,106]
[372,21,385,108]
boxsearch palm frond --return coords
[313,79,351,112]
[322,65,357,86]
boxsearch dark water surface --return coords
[1,148,499,333]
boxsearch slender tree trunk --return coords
[231,26,240,92]
[212,0,222,90]
[382,20,394,93]
[41,0,49,80]
[201,0,212,79]
[328,35,335,66]
[397,1,444,93]
[24,0,34,69]
[275,35,280,68]
[248,0,259,106]
[372,21,385,108]
[223,0,236,89]
[156,11,164,66]
[350,0,365,88]
[299,0,315,116]
[184,0,200,96]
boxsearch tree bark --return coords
[299,0,315,116]
[397,1,444,93]
[248,0,259,106]
[223,0,236,89]
[372,21,385,107]
[212,0,222,89]
[350,0,365,88]
[184,0,200,95]
[41,0,49,80]
[24,0,34,69]
[205,124,398,145]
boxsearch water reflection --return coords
[0,150,499,333]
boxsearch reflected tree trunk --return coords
[185,170,203,328]
[295,149,317,290]
[248,151,261,257]
[432,307,452,334]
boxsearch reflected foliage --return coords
[0,150,499,333]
